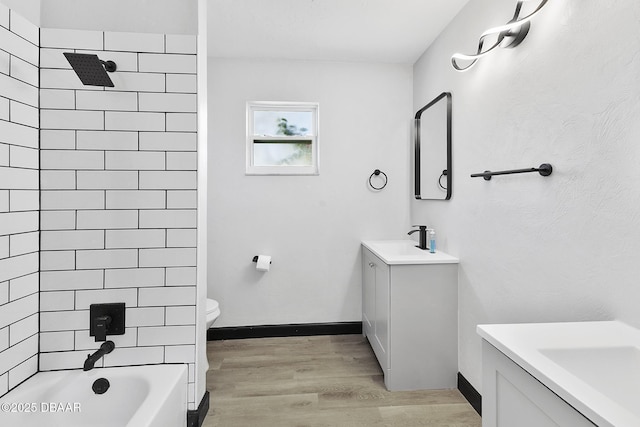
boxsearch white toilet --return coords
[206,298,221,329]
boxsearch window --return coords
[246,102,319,175]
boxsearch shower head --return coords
[63,53,117,87]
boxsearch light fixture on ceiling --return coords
[451,0,549,72]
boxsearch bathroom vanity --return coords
[478,321,640,427]
[361,240,459,391]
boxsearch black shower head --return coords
[63,53,117,87]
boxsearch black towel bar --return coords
[471,163,552,181]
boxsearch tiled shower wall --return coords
[0,5,39,397]
[38,29,198,407]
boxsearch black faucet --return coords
[408,225,428,250]
[84,341,115,371]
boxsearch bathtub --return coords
[0,364,187,427]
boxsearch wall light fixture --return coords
[451,0,549,72]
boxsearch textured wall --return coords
[38,28,200,408]
[412,0,640,390]
[208,58,412,327]
[0,4,39,397]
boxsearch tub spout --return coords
[83,341,115,371]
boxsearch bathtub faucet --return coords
[83,341,115,371]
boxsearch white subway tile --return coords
[105,111,164,132]
[139,93,196,113]
[139,171,196,190]
[0,211,38,236]
[106,190,165,209]
[138,286,196,307]
[0,143,7,166]
[0,26,38,66]
[104,268,164,289]
[167,113,197,132]
[40,350,96,371]
[74,328,137,350]
[41,130,76,150]
[41,109,104,130]
[9,354,37,390]
[9,101,38,128]
[139,132,196,151]
[140,248,196,267]
[0,50,8,75]
[166,267,197,286]
[0,190,7,212]
[40,331,75,352]
[76,249,138,270]
[40,291,75,311]
[0,98,8,121]
[167,229,197,248]
[41,28,103,50]
[41,210,76,230]
[75,288,137,310]
[166,152,197,170]
[105,229,165,249]
[0,335,37,375]
[77,209,138,230]
[126,307,164,327]
[41,190,105,210]
[9,313,38,345]
[139,53,196,74]
[76,171,138,190]
[0,120,38,148]
[39,250,75,271]
[138,325,195,346]
[0,166,38,189]
[0,293,37,329]
[0,236,7,258]
[40,310,89,332]
[40,270,103,291]
[165,345,195,363]
[105,151,165,170]
[0,73,37,107]
[78,50,138,72]
[76,91,138,111]
[9,231,39,256]
[77,131,138,151]
[108,72,165,93]
[0,281,7,304]
[10,56,39,87]
[9,190,39,211]
[9,145,38,169]
[40,48,72,69]
[42,150,104,170]
[41,89,75,110]
[166,74,197,93]
[9,11,39,46]
[41,230,104,250]
[104,32,164,53]
[9,273,38,301]
[139,209,196,229]
[40,68,102,91]
[166,306,196,326]
[166,35,197,54]
[0,4,8,29]
[104,346,164,366]
[41,171,76,190]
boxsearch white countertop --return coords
[362,240,459,265]
[478,321,640,427]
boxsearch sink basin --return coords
[361,240,458,265]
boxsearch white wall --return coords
[208,58,412,327]
[412,0,640,391]
[40,0,197,34]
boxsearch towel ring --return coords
[369,169,388,190]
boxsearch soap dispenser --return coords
[429,229,436,253]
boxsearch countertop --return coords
[362,240,459,265]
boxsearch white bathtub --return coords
[0,364,187,427]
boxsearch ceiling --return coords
[208,0,470,64]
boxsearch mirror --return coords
[414,92,452,200]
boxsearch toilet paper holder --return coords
[252,256,272,264]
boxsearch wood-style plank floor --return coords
[203,334,481,427]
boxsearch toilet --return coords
[206,298,221,329]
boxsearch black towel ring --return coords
[369,169,388,190]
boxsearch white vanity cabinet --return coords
[361,241,459,391]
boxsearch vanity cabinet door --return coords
[362,249,376,338]
[362,248,389,373]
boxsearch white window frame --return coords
[246,101,319,175]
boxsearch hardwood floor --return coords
[203,334,481,427]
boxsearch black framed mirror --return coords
[414,92,452,200]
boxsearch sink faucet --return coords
[408,225,429,250]
[83,341,115,371]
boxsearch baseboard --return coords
[186,390,209,427]
[207,321,362,340]
[457,372,481,416]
